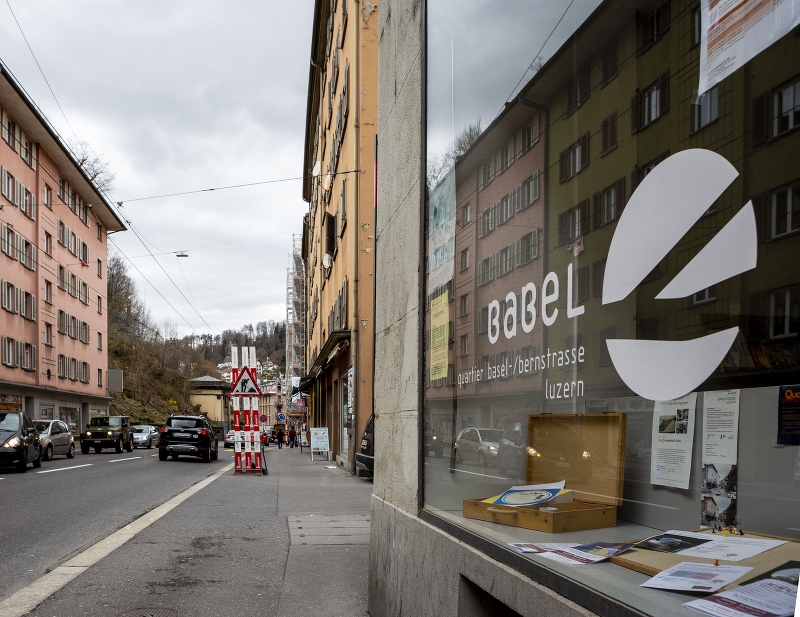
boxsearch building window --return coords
[601,113,618,155]
[692,6,701,47]
[2,336,18,367]
[97,258,102,278]
[631,72,670,133]
[771,183,800,238]
[566,66,590,115]
[592,259,607,297]
[559,133,590,182]
[44,184,52,209]
[573,265,590,304]
[98,368,103,387]
[558,200,590,245]
[770,287,799,339]
[98,331,103,350]
[459,334,469,357]
[516,231,538,266]
[599,327,617,366]
[694,87,719,131]
[1,280,17,313]
[774,78,800,136]
[594,179,625,227]
[462,202,471,225]
[459,294,469,317]
[460,247,470,271]
[96,222,102,240]
[97,294,102,314]
[516,171,540,212]
[44,232,52,256]
[693,286,717,305]
[639,317,660,340]
[601,45,618,85]
[639,0,670,51]
[45,323,52,346]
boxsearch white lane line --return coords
[0,462,233,617]
[36,464,93,474]
[108,457,141,463]
[150,454,158,457]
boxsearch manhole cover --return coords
[118,610,177,617]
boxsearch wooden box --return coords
[463,413,626,533]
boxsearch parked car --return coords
[527,420,592,480]
[80,416,134,454]
[35,420,75,461]
[132,425,159,449]
[424,422,443,457]
[453,427,502,467]
[0,411,42,472]
[355,414,374,477]
[497,422,528,480]
[224,430,237,448]
[159,415,218,463]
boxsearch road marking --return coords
[108,456,141,463]
[36,464,93,474]
[150,454,158,457]
[0,462,232,617]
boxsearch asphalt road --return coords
[0,444,229,601]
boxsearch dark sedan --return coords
[0,411,42,472]
[159,415,219,463]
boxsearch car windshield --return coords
[35,422,51,433]
[478,430,502,443]
[0,413,21,431]
[132,426,149,433]
[169,418,203,428]
[91,417,121,427]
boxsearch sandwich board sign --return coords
[229,367,263,397]
[310,427,330,461]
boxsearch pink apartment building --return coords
[0,63,125,432]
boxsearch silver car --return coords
[35,420,75,461]
[132,425,160,449]
[453,427,502,467]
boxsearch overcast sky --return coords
[0,0,314,337]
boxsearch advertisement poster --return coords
[698,0,800,94]
[651,394,697,489]
[310,427,329,452]
[430,293,449,381]
[703,390,740,464]
[427,166,456,294]
[777,385,800,446]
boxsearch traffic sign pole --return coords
[233,397,242,474]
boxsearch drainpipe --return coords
[350,0,362,474]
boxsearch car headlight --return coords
[488,445,497,452]
[527,447,541,458]
[108,431,113,437]
[582,451,591,459]
[3,437,21,448]
[432,436,436,440]
[86,431,92,437]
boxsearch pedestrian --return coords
[288,426,296,449]
[277,428,285,449]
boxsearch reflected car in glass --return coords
[424,421,444,457]
[35,420,75,461]
[132,425,160,449]
[453,428,502,467]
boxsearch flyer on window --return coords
[698,0,800,95]
[651,394,697,489]
[702,390,740,465]
[777,385,800,446]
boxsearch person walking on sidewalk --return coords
[277,428,285,449]
[288,426,296,449]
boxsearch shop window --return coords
[601,112,618,154]
[770,286,799,339]
[693,87,719,131]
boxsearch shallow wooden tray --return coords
[463,498,617,533]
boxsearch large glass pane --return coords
[424,1,800,614]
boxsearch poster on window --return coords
[777,385,800,446]
[650,394,697,489]
[430,293,449,381]
[698,0,800,95]
[702,390,740,465]
[427,166,456,295]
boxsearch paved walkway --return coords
[24,446,373,617]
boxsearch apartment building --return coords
[0,62,125,432]
[300,0,377,471]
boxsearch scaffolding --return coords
[286,234,306,385]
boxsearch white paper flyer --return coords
[699,0,800,95]
[641,561,752,593]
[651,394,697,489]
[677,536,786,562]
[684,578,798,617]
[703,390,740,465]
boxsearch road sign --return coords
[229,367,262,397]
[259,415,267,423]
[277,412,286,423]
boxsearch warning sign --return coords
[229,367,263,397]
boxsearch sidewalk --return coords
[26,447,373,617]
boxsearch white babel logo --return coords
[603,149,758,401]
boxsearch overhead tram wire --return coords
[120,229,299,260]
[175,252,199,311]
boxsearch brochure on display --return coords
[508,542,580,554]
[637,530,786,561]
[640,562,753,593]
[684,578,798,617]
[537,542,636,566]
[483,481,567,507]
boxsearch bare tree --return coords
[66,138,116,193]
[427,119,482,189]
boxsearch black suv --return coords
[0,411,42,472]
[80,416,133,454]
[159,415,218,463]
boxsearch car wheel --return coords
[211,441,218,461]
[17,449,28,472]
[171,453,179,460]
[32,446,42,468]
[67,443,75,459]
[125,439,133,453]
[94,445,103,454]
[158,450,168,461]
[454,448,462,464]
[115,439,123,453]
[146,440,152,449]
[202,449,210,463]
[478,451,486,467]
[81,442,90,455]
[44,444,53,461]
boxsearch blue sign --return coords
[277,413,286,423]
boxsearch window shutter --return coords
[580,199,590,235]
[601,117,609,153]
[558,212,567,245]
[325,212,336,255]
[30,194,36,220]
[592,261,601,297]
[0,167,6,199]
[751,192,769,242]
[15,286,20,313]
[515,239,522,266]
[580,132,590,169]
[14,340,20,366]
[659,69,670,114]
[631,93,640,133]
[32,295,36,321]
[32,345,36,371]
[658,0,671,36]
[616,177,627,215]
[593,192,602,228]
[609,113,617,149]
[751,92,769,147]
[631,165,640,193]
[14,179,21,207]
[559,149,567,183]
